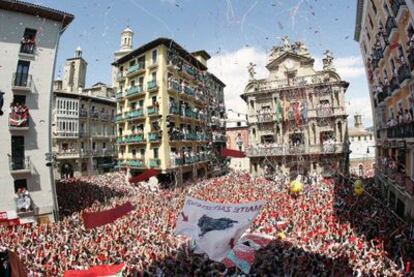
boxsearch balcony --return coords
[116,72,125,82]
[183,86,195,97]
[54,131,79,138]
[169,106,180,115]
[148,132,161,143]
[387,122,414,138]
[147,80,158,91]
[9,107,29,131]
[115,114,123,122]
[79,109,88,118]
[12,73,32,91]
[168,80,182,93]
[124,134,145,144]
[379,169,414,197]
[115,91,124,99]
[212,133,226,143]
[20,39,36,55]
[126,85,144,98]
[124,109,144,120]
[127,159,145,168]
[100,113,113,121]
[90,111,99,119]
[257,113,274,123]
[246,143,346,157]
[149,158,160,168]
[147,106,159,116]
[8,156,31,174]
[391,0,408,21]
[397,63,411,85]
[382,83,392,99]
[55,150,80,159]
[385,16,397,40]
[184,109,198,120]
[317,107,334,117]
[127,62,145,76]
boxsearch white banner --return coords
[175,196,266,261]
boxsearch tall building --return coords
[52,49,117,179]
[0,0,73,224]
[348,114,375,177]
[243,37,349,179]
[226,110,250,172]
[355,0,414,218]
[112,30,227,184]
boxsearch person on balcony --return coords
[404,109,412,123]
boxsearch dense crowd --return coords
[0,172,413,276]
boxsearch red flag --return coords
[63,263,125,277]
[129,169,157,184]
[220,148,246,158]
[82,202,135,229]
[390,42,400,50]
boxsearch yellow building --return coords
[355,0,414,219]
[112,30,226,184]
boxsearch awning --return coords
[129,168,158,184]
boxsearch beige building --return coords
[226,110,250,171]
[355,0,414,218]
[112,29,227,184]
[348,114,376,177]
[243,37,349,179]
[0,0,73,224]
[52,49,116,179]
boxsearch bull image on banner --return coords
[175,196,266,262]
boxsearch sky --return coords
[30,0,371,127]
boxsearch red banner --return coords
[129,169,157,184]
[82,202,134,229]
[63,263,125,277]
[220,148,246,158]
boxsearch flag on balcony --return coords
[274,98,283,122]
[220,148,246,158]
[129,168,157,184]
[82,202,134,229]
[175,196,265,262]
[63,263,125,277]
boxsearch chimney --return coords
[354,114,363,128]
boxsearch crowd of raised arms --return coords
[0,171,413,276]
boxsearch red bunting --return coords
[129,169,158,184]
[82,202,135,229]
[220,148,246,158]
[63,263,125,277]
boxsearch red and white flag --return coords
[63,263,125,277]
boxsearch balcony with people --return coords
[317,101,334,117]
[124,108,144,120]
[257,107,274,123]
[20,31,36,55]
[147,79,158,91]
[397,57,411,84]
[377,155,414,197]
[126,61,145,76]
[126,85,144,98]
[149,158,161,168]
[390,0,408,22]
[15,188,34,216]
[389,72,400,93]
[386,110,414,139]
[385,15,397,40]
[9,102,29,130]
[167,76,182,94]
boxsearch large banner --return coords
[63,263,125,277]
[82,202,135,229]
[175,196,266,261]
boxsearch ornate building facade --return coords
[52,49,116,179]
[355,0,414,219]
[112,29,227,184]
[243,37,349,179]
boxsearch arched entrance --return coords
[61,163,74,179]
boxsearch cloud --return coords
[208,47,267,114]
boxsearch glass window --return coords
[152,49,157,64]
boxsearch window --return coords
[14,179,28,193]
[151,71,156,81]
[140,148,145,157]
[129,60,136,66]
[92,142,96,150]
[103,142,106,149]
[358,136,361,141]
[237,121,241,127]
[153,148,159,159]
[132,149,136,157]
[15,60,30,86]
[152,49,157,64]
[20,28,37,54]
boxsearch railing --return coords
[147,106,159,116]
[12,73,32,89]
[116,72,125,81]
[316,107,334,117]
[126,85,143,97]
[147,80,158,90]
[168,80,181,93]
[148,132,161,142]
[124,109,144,119]
[127,62,145,74]
[8,156,31,171]
[20,39,36,55]
[127,159,145,168]
[246,143,346,157]
[54,131,79,138]
[100,113,113,121]
[55,150,80,158]
[79,109,88,117]
[9,110,29,128]
[115,114,123,121]
[213,134,226,142]
[385,16,397,39]
[257,113,274,123]
[183,86,195,96]
[115,91,123,99]
[387,122,414,138]
[184,109,198,119]
[378,167,414,196]
[123,134,145,143]
[254,73,328,91]
[149,158,160,168]
[90,111,99,119]
[169,106,180,115]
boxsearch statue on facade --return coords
[295,41,311,58]
[282,36,291,51]
[322,50,335,71]
[247,62,257,80]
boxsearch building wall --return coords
[355,0,414,219]
[0,9,64,221]
[349,132,375,176]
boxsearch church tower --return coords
[112,27,134,87]
[62,47,87,93]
